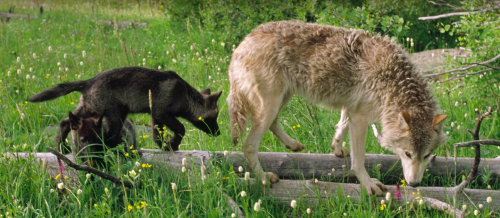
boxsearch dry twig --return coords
[46,146,135,188]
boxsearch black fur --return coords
[29,67,222,151]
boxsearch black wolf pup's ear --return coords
[94,112,104,127]
[201,88,211,95]
[68,112,81,130]
[209,91,223,102]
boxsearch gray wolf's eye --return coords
[405,152,411,158]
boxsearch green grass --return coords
[0,1,499,217]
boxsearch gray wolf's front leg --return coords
[349,114,386,196]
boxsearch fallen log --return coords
[0,13,38,19]
[5,150,500,184]
[5,150,500,213]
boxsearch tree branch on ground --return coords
[46,146,135,188]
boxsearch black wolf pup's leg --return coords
[102,111,127,148]
[156,115,185,151]
[151,117,167,150]
[56,118,71,154]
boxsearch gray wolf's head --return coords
[380,111,448,187]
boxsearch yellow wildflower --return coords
[140,201,148,207]
[55,174,60,179]
[142,135,148,139]
[292,126,296,129]
[401,179,406,187]
[380,204,387,210]
[127,205,132,211]
[70,102,74,105]
[142,163,152,168]
[125,153,129,157]
[297,124,301,128]
[198,117,202,120]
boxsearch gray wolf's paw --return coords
[260,172,279,185]
[334,146,350,157]
[361,178,387,196]
[285,140,305,152]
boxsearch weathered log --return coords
[246,178,500,212]
[0,13,38,19]
[5,150,500,212]
[6,150,500,184]
[102,21,148,29]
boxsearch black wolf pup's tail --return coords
[28,81,88,102]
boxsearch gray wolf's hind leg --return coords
[269,94,305,152]
[331,108,350,157]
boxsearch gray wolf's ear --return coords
[68,112,81,130]
[201,88,211,95]
[210,91,223,102]
[433,114,448,130]
[399,111,411,131]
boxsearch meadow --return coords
[0,0,499,217]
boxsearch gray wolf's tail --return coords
[227,90,249,145]
[28,81,88,102]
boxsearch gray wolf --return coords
[29,66,222,151]
[67,111,137,166]
[227,20,447,195]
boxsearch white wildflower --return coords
[77,189,83,195]
[7,71,11,77]
[487,196,492,203]
[182,157,186,166]
[253,202,261,212]
[221,42,225,47]
[172,58,177,63]
[223,150,229,156]
[26,74,30,79]
[231,213,236,218]
[306,208,311,214]
[29,67,33,72]
[57,62,61,66]
[474,210,479,216]
[290,200,297,208]
[314,178,318,184]
[64,53,67,59]
[129,170,137,177]
[158,66,162,70]
[17,69,21,74]
[462,204,467,210]
[240,191,247,198]
[50,189,55,193]
[479,204,483,208]
[86,173,91,179]
[17,56,21,62]
[212,39,215,44]
[244,172,250,181]
[386,192,391,201]
[82,50,86,58]
[181,166,186,173]
[419,199,424,205]
[171,183,177,191]
[238,166,243,173]
[57,183,64,189]
[80,61,84,66]
[455,101,459,107]
[48,46,52,51]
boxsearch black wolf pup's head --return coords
[191,88,222,136]
[68,112,106,166]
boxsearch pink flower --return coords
[57,158,66,176]
[395,183,402,201]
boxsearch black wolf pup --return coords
[29,66,222,151]
[67,111,137,166]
